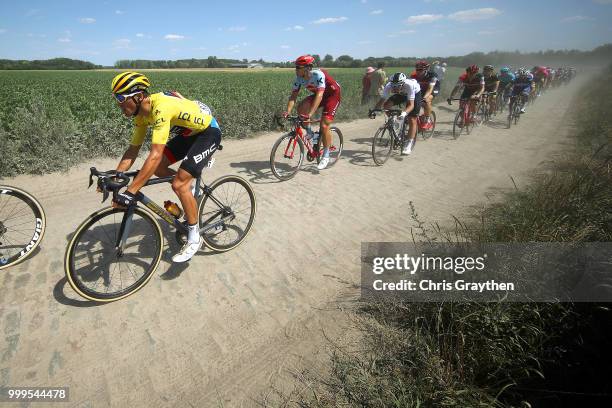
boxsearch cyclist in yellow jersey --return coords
[110,71,222,263]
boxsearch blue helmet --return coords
[500,67,510,73]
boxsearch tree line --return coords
[1,44,610,70]
[0,58,101,70]
[114,57,274,69]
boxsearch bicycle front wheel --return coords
[452,110,465,139]
[371,125,393,165]
[0,186,46,270]
[65,207,163,302]
[270,133,304,181]
[199,175,256,252]
[421,111,436,140]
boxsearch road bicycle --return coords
[485,91,499,118]
[64,162,256,302]
[269,116,343,181]
[0,186,46,270]
[449,97,479,139]
[507,94,525,129]
[496,85,512,114]
[370,109,413,165]
[474,93,491,124]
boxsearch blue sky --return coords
[1,0,611,65]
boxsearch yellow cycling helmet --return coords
[111,71,150,95]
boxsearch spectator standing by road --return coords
[361,67,375,105]
[432,61,447,82]
[368,62,387,101]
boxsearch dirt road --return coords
[0,81,579,407]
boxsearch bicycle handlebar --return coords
[274,114,319,129]
[368,108,403,116]
[89,167,138,203]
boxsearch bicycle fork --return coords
[115,206,136,256]
[284,133,299,159]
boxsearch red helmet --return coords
[466,64,479,74]
[415,60,430,70]
[295,55,315,67]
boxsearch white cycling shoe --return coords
[402,139,414,155]
[172,237,204,263]
[317,157,330,170]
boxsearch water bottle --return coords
[164,200,183,219]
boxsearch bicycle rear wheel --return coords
[315,127,343,168]
[0,186,46,270]
[199,175,256,252]
[65,207,163,302]
[270,133,304,181]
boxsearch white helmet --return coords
[390,72,407,84]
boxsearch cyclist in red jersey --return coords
[447,65,485,124]
[410,60,439,129]
[283,55,342,170]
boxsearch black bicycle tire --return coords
[64,206,163,302]
[0,185,46,270]
[198,175,256,252]
[452,109,464,139]
[371,125,393,165]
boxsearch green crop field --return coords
[0,67,462,177]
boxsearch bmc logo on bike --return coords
[19,218,43,257]
[194,145,217,164]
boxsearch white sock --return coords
[187,223,200,244]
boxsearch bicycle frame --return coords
[92,169,231,253]
[458,99,472,124]
[380,110,406,145]
[282,118,320,159]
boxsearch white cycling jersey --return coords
[381,78,421,101]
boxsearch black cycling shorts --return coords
[386,91,422,117]
[163,126,222,178]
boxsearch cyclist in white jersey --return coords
[370,73,421,155]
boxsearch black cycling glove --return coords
[113,191,137,207]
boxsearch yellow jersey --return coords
[131,92,217,146]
